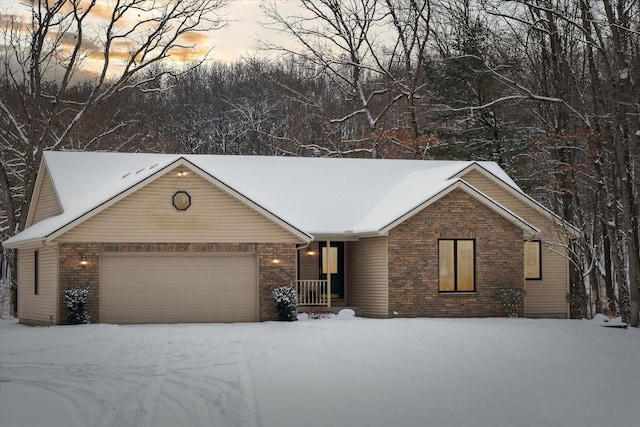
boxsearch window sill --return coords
[438,291,477,295]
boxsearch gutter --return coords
[2,237,48,250]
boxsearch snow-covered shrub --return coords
[496,288,526,318]
[65,287,90,324]
[272,285,297,321]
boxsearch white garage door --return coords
[100,254,257,324]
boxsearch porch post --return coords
[326,240,332,308]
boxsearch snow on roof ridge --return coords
[5,152,522,245]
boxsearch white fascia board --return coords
[452,163,581,238]
[170,158,312,242]
[2,236,46,249]
[24,159,64,228]
[460,182,541,236]
[450,162,523,193]
[378,180,540,237]
[24,161,47,228]
[44,158,180,242]
[307,233,361,241]
[45,157,311,244]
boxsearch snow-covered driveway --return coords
[0,323,257,426]
[1,317,638,427]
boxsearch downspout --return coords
[295,242,311,254]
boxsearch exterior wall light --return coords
[80,254,88,266]
[272,257,281,265]
[306,249,315,256]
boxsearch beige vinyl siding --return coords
[28,168,62,226]
[525,246,569,317]
[461,170,559,235]
[299,241,319,280]
[462,169,569,317]
[346,236,388,317]
[58,167,301,243]
[17,245,58,324]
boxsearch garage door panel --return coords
[100,254,257,324]
[235,307,257,322]
[212,307,240,322]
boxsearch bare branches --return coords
[0,0,231,238]
[261,0,433,151]
[478,0,640,324]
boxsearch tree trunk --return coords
[602,221,617,314]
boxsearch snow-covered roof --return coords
[4,151,535,245]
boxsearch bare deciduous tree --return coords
[480,0,639,325]
[0,0,231,310]
[261,0,433,157]
[0,0,230,237]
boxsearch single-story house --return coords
[3,151,579,325]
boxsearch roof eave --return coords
[24,161,47,228]
[182,158,312,242]
[309,232,362,241]
[451,162,581,238]
[44,159,178,242]
[45,157,312,244]
[378,180,540,237]
[2,236,46,249]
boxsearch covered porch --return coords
[296,240,345,308]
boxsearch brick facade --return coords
[58,243,101,324]
[387,189,525,318]
[57,242,297,324]
[257,243,297,321]
[55,190,526,324]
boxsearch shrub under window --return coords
[496,288,526,318]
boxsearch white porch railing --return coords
[296,280,329,306]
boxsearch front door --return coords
[319,241,345,300]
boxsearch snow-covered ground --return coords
[1,316,638,427]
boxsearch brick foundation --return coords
[58,243,101,324]
[387,189,525,318]
[257,243,297,321]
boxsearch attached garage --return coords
[100,253,258,324]
[5,152,576,325]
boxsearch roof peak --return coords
[5,151,525,247]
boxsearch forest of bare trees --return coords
[1,0,638,325]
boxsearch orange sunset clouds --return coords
[1,0,297,75]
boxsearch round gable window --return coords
[172,191,191,210]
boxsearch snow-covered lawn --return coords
[1,316,638,427]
